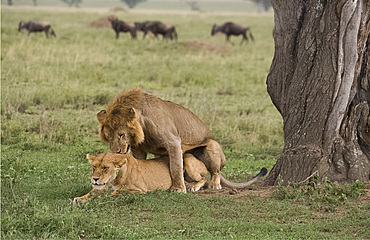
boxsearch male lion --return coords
[73,152,268,203]
[97,88,227,193]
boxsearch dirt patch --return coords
[89,16,114,28]
[216,91,233,95]
[194,180,370,201]
[191,178,273,199]
[110,7,126,12]
[179,40,228,53]
[195,186,273,199]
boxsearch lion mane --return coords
[97,89,145,146]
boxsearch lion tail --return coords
[220,167,267,189]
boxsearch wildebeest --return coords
[136,21,177,40]
[134,21,150,32]
[134,21,152,38]
[107,16,136,40]
[211,22,254,44]
[18,21,56,38]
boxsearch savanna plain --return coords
[1,6,369,239]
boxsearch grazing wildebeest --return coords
[107,16,137,40]
[211,22,254,44]
[18,21,56,38]
[137,21,178,40]
[134,21,150,32]
[134,21,152,38]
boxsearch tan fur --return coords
[73,152,208,203]
[97,88,227,192]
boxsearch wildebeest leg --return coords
[143,31,147,39]
[45,26,51,38]
[51,29,56,37]
[249,31,255,42]
[130,30,137,40]
[27,31,31,36]
[225,34,230,43]
[115,31,119,39]
[240,33,248,45]
[225,34,234,45]
[163,32,171,40]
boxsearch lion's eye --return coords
[92,166,96,171]
[103,167,108,172]
[118,133,125,139]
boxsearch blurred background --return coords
[2,0,273,13]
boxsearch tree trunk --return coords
[264,0,370,186]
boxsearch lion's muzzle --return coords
[91,177,106,189]
[113,144,130,154]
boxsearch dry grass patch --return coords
[179,40,229,53]
[89,16,115,28]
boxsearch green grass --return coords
[1,7,369,239]
[2,0,264,12]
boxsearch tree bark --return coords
[264,0,370,185]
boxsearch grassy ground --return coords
[2,0,262,12]
[1,7,369,239]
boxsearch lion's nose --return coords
[93,177,99,182]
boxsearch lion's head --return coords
[87,153,128,189]
[97,89,145,153]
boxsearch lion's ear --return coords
[97,110,107,123]
[114,157,127,169]
[86,154,96,164]
[128,107,137,121]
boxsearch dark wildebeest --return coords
[134,21,150,32]
[134,21,152,38]
[137,21,177,40]
[211,22,254,44]
[18,21,56,38]
[107,16,137,40]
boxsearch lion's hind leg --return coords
[183,153,208,192]
[190,140,225,190]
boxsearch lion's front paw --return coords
[189,185,201,192]
[170,186,187,193]
[73,197,88,205]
